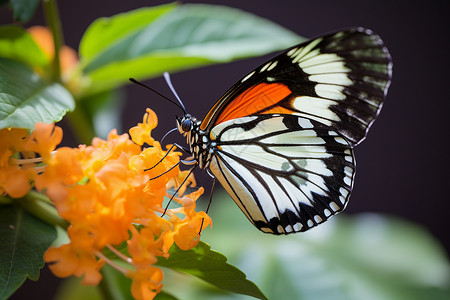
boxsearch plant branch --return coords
[43,0,64,82]
[17,190,68,229]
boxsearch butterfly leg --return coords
[173,142,191,154]
[198,177,216,237]
[146,142,192,172]
[162,165,197,216]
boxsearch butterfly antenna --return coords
[163,72,187,113]
[161,127,178,144]
[129,78,186,114]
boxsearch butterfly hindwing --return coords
[208,114,355,234]
[201,28,392,147]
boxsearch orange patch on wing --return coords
[214,83,292,126]
[262,106,295,115]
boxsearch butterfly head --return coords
[176,114,196,136]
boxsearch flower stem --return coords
[42,0,63,82]
[17,190,68,229]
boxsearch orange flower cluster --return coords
[0,124,62,198]
[0,108,211,300]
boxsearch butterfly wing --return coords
[201,27,392,146]
[208,114,355,234]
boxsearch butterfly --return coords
[169,27,392,234]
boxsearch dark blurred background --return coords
[1,0,449,298]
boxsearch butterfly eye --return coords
[181,118,193,132]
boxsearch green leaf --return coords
[9,0,40,22]
[0,25,49,67]
[0,58,75,130]
[156,242,267,300]
[79,3,177,63]
[199,191,450,300]
[0,205,57,299]
[79,3,302,96]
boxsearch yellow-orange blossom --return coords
[0,108,211,300]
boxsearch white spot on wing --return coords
[241,71,255,83]
[344,166,353,178]
[298,118,314,128]
[291,38,323,62]
[302,60,350,75]
[335,136,347,145]
[293,96,341,122]
[260,62,271,72]
[314,215,323,223]
[330,202,340,212]
[299,53,343,69]
[267,61,278,71]
[315,83,346,100]
[287,47,299,57]
[339,187,349,198]
[309,73,353,86]
[344,175,352,186]
[344,149,353,162]
[293,222,303,231]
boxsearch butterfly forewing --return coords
[208,114,355,234]
[201,27,392,146]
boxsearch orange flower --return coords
[130,266,163,300]
[27,26,81,93]
[26,122,63,160]
[129,108,158,146]
[0,127,37,198]
[44,243,105,285]
[166,187,212,250]
[0,166,33,198]
[27,26,78,73]
[1,109,211,300]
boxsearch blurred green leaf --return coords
[0,25,49,67]
[79,3,302,96]
[0,58,75,130]
[197,191,450,300]
[9,0,40,22]
[157,242,268,300]
[54,277,102,300]
[100,264,134,300]
[77,89,125,138]
[0,205,57,299]
[54,264,135,300]
[155,291,179,300]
